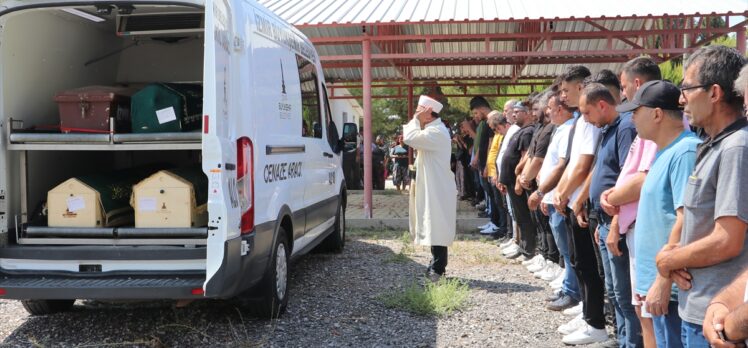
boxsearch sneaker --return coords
[475,202,486,210]
[501,244,519,255]
[562,324,608,345]
[514,254,529,262]
[547,294,579,311]
[525,255,546,268]
[505,249,522,259]
[562,302,583,316]
[557,313,585,335]
[545,289,563,302]
[499,239,515,248]
[534,263,553,278]
[527,259,547,273]
[522,254,543,266]
[541,265,563,281]
[550,273,564,289]
[479,224,499,235]
[477,222,492,230]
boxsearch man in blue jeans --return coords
[580,77,641,347]
[528,91,581,310]
[654,46,748,348]
[623,80,699,347]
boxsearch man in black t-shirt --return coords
[499,101,537,259]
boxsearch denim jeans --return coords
[597,220,642,348]
[681,320,709,348]
[653,301,683,348]
[548,205,581,301]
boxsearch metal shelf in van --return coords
[17,226,208,245]
[7,131,202,151]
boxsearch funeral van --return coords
[0,0,346,318]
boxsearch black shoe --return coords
[489,232,505,240]
[546,294,579,311]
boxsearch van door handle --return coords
[323,152,333,158]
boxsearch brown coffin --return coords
[54,86,133,133]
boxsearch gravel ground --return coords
[0,230,602,347]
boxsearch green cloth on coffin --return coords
[163,166,208,205]
[131,83,203,133]
[75,166,162,226]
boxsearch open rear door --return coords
[202,0,242,296]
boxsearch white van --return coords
[0,0,346,318]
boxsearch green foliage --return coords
[379,278,470,316]
[659,61,684,86]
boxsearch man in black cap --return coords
[619,80,700,347]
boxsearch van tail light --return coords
[237,137,254,234]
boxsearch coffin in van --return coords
[54,86,133,133]
[131,167,208,228]
[47,167,158,227]
[131,83,203,133]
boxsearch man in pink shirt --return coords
[599,57,661,347]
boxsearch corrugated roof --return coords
[260,0,746,25]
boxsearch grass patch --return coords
[379,278,470,316]
[384,250,411,263]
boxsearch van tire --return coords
[21,299,75,316]
[248,227,289,319]
[316,200,345,253]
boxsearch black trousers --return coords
[531,207,559,264]
[565,207,605,329]
[429,246,448,275]
[507,188,536,257]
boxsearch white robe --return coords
[403,117,457,247]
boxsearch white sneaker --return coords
[562,302,583,316]
[479,224,499,235]
[550,272,564,288]
[534,263,553,278]
[501,242,518,252]
[514,254,529,262]
[541,264,562,281]
[499,239,515,248]
[526,255,545,268]
[522,254,543,266]
[477,222,492,230]
[562,324,608,345]
[557,313,585,335]
[502,244,519,255]
[527,259,547,273]
[550,267,565,282]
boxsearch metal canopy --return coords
[259,0,748,218]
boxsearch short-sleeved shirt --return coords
[539,118,575,204]
[496,124,520,177]
[528,123,556,159]
[615,136,659,233]
[590,113,637,213]
[565,116,602,209]
[391,144,410,167]
[634,130,700,297]
[499,124,535,186]
[679,118,748,325]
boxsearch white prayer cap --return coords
[418,95,444,113]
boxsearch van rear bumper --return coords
[0,273,205,300]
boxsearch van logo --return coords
[280,60,286,95]
[278,59,292,120]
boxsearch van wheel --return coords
[21,299,75,316]
[316,200,345,253]
[248,227,289,319]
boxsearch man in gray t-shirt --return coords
[653,46,748,347]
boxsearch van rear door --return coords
[202,0,242,296]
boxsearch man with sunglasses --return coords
[652,45,748,347]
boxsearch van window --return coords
[296,55,322,138]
